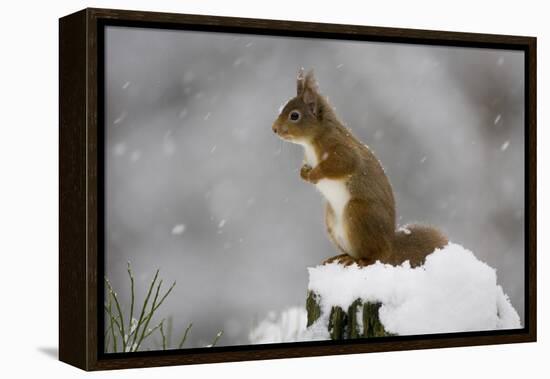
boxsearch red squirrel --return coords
[272,69,448,267]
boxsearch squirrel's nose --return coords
[272,124,278,134]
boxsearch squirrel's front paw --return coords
[300,164,313,182]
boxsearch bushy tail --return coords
[392,224,448,267]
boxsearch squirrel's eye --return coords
[289,110,301,122]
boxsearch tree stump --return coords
[306,291,394,339]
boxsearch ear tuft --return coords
[302,69,319,116]
[304,69,318,94]
[296,67,305,96]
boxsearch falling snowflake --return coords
[130,150,141,162]
[113,111,127,125]
[171,224,186,235]
[113,142,126,156]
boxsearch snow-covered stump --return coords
[306,292,391,339]
[304,243,522,340]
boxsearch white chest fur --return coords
[299,141,351,252]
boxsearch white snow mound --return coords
[249,307,309,344]
[308,243,521,335]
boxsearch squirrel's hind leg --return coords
[322,204,356,266]
[324,204,348,255]
[343,199,394,264]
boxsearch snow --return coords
[248,307,313,344]
[113,142,126,156]
[129,317,138,334]
[494,114,502,125]
[374,129,384,141]
[113,111,127,125]
[501,141,510,151]
[183,71,195,83]
[233,58,243,67]
[178,108,188,119]
[129,150,141,162]
[278,98,292,114]
[496,285,521,328]
[171,224,186,235]
[308,243,521,335]
[248,243,520,344]
[218,219,226,228]
[398,226,412,235]
[163,131,176,156]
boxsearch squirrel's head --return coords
[272,68,331,143]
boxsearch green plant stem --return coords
[134,279,176,351]
[127,262,135,331]
[105,296,118,352]
[150,280,176,314]
[178,323,193,349]
[211,331,223,347]
[104,266,180,353]
[166,317,173,348]
[160,320,167,350]
[105,278,126,351]
[104,304,123,332]
[130,269,159,349]
[134,279,163,350]
[143,322,163,340]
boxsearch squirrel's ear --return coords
[296,67,305,96]
[302,70,319,117]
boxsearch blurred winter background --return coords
[104,26,525,349]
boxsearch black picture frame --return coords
[59,7,537,371]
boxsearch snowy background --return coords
[104,26,525,349]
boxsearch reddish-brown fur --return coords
[272,69,448,268]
